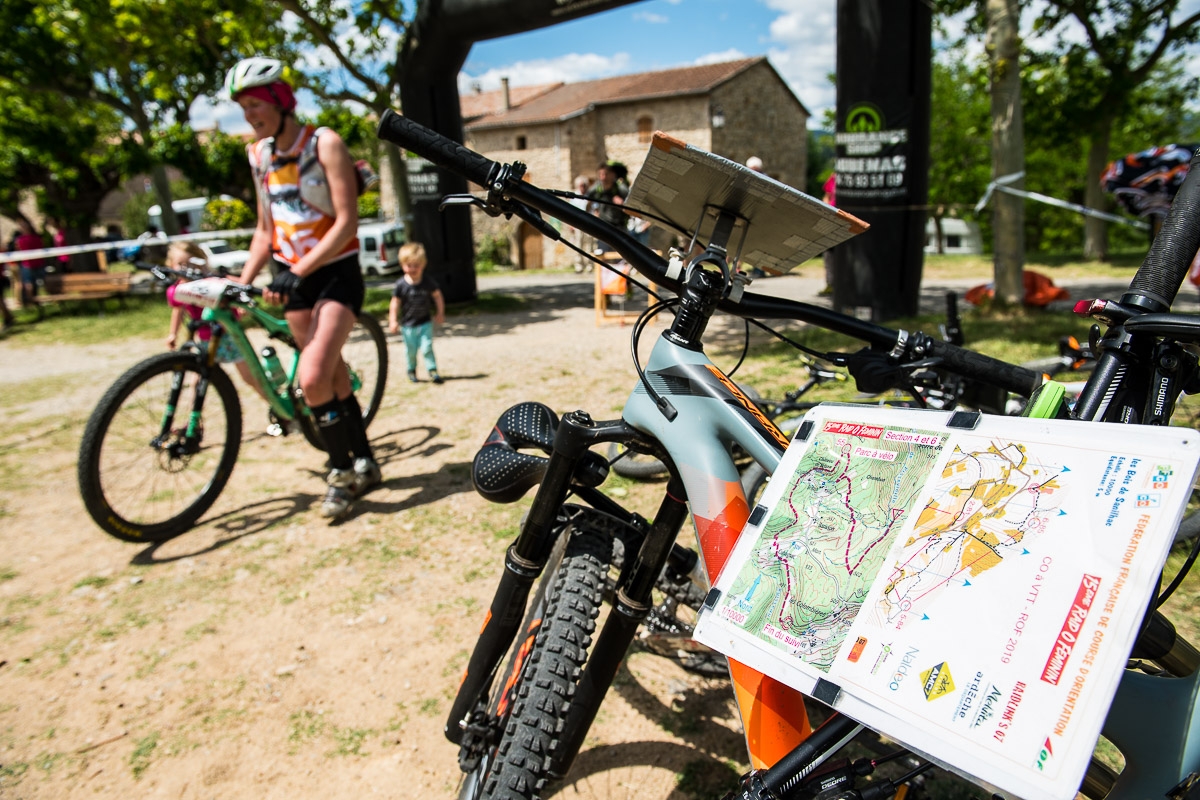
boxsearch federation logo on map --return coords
[921,661,956,701]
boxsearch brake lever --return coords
[439,193,493,213]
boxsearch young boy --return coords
[388,242,446,384]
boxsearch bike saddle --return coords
[472,402,560,503]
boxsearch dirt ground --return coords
[0,283,758,800]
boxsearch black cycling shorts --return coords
[284,253,364,315]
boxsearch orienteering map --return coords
[693,405,1200,800]
[719,419,944,670]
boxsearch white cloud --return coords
[693,48,747,66]
[759,0,837,124]
[459,52,633,92]
[634,11,668,23]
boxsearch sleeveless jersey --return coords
[248,125,358,268]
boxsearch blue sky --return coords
[198,0,840,133]
[197,0,1200,135]
[459,0,835,119]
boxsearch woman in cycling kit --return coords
[227,56,380,519]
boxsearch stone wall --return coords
[710,60,809,191]
[460,62,809,269]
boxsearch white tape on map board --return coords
[692,404,1200,800]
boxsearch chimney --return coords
[501,77,510,112]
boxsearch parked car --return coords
[199,239,251,272]
[357,220,405,277]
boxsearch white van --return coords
[357,220,405,277]
[148,196,233,233]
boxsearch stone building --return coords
[459,56,810,268]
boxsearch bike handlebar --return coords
[377,110,1042,398]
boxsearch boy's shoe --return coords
[321,468,356,518]
[352,457,382,495]
[407,370,417,383]
[430,372,444,385]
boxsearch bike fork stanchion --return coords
[444,412,596,744]
[549,477,691,777]
[156,368,189,441]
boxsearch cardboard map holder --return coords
[626,132,867,275]
[692,404,1200,799]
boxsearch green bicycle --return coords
[77,264,388,543]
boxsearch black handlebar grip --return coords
[376,110,500,189]
[927,338,1042,398]
[1127,147,1200,311]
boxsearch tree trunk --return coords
[381,140,412,237]
[1083,124,1112,261]
[987,0,1025,307]
[149,163,179,237]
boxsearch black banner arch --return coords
[399,0,646,303]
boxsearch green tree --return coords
[153,124,256,205]
[1033,0,1200,259]
[0,0,286,237]
[936,0,1025,304]
[1022,52,1199,254]
[927,52,992,252]
[0,77,147,270]
[277,0,414,233]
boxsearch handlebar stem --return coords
[667,259,726,349]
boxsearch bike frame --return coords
[197,302,304,421]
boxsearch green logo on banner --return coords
[846,104,883,132]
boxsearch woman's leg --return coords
[288,301,372,517]
[232,360,269,403]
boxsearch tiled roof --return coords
[466,57,764,130]
[459,83,562,122]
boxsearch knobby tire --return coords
[458,522,613,800]
[78,351,242,543]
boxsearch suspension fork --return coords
[157,353,210,444]
[549,475,691,777]
[445,411,634,744]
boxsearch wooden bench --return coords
[33,272,133,316]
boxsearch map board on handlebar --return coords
[627,133,869,274]
[693,405,1200,800]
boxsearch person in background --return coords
[586,161,629,254]
[102,224,124,265]
[746,156,764,173]
[0,258,14,330]
[164,242,266,404]
[14,219,46,309]
[818,172,838,296]
[388,242,445,384]
[47,217,70,272]
[227,55,379,520]
[569,174,594,272]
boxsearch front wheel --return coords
[297,311,389,451]
[457,521,613,800]
[78,352,242,543]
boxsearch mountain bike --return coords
[77,263,388,543]
[376,114,1050,796]
[379,113,1200,799]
